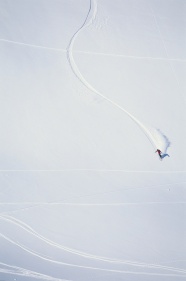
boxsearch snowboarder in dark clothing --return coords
[155,149,162,159]
[156,149,170,160]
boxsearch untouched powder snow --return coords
[0,0,186,280]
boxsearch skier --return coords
[155,149,162,159]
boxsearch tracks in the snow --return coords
[66,0,159,151]
[0,215,186,278]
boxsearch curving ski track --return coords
[67,0,158,151]
[0,1,179,280]
[0,262,69,281]
[1,232,186,278]
[0,215,186,278]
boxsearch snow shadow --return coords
[151,128,171,154]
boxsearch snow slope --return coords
[0,0,186,280]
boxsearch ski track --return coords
[0,170,186,172]
[1,39,185,63]
[0,215,186,277]
[0,38,66,52]
[66,0,165,152]
[0,262,70,281]
[0,179,185,215]
[0,180,185,215]
[1,201,186,207]
[0,177,185,217]
[0,1,183,280]
[0,231,186,278]
[74,50,186,62]
[1,199,185,216]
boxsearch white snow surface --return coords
[0,0,186,280]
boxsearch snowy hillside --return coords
[0,0,186,280]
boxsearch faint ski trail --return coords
[0,262,68,281]
[0,38,66,52]
[1,169,185,172]
[1,178,186,215]
[1,38,185,63]
[66,0,167,152]
[0,181,185,215]
[0,263,71,281]
[1,215,186,277]
[1,201,186,207]
[75,50,186,62]
[1,197,186,215]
